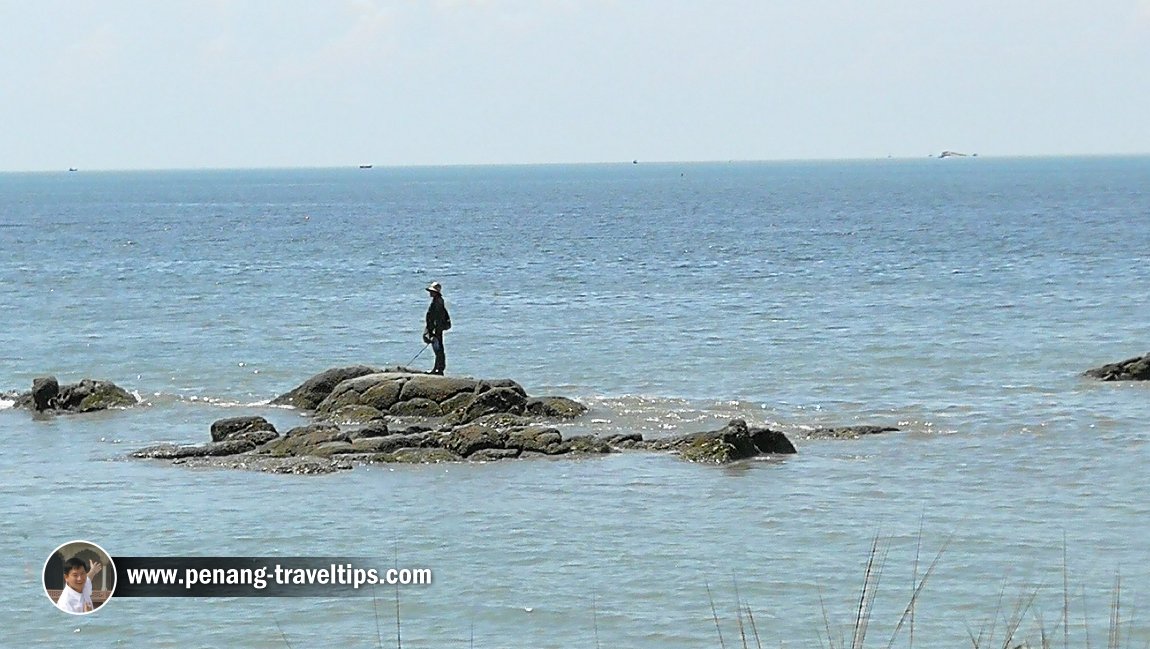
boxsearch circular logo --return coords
[43,540,116,615]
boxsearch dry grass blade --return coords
[999,588,1039,649]
[912,517,924,649]
[736,606,749,649]
[1107,574,1121,649]
[733,574,750,649]
[372,585,384,649]
[745,605,764,649]
[819,588,838,649]
[707,579,727,649]
[1084,585,1093,649]
[967,623,982,649]
[1035,609,1050,649]
[592,594,601,649]
[978,575,1010,649]
[393,541,403,649]
[851,535,890,649]
[1064,534,1070,649]
[885,535,953,649]
[275,618,295,649]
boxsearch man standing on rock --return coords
[423,281,451,375]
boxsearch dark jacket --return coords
[425,296,451,337]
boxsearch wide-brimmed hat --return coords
[426,281,442,294]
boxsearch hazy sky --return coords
[2,0,1148,171]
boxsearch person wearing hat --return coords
[423,282,451,375]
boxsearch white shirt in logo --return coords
[56,577,94,613]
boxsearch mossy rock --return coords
[443,424,508,457]
[444,387,526,425]
[315,373,405,414]
[211,416,278,442]
[507,427,565,454]
[561,435,613,455]
[1084,354,1150,381]
[470,447,522,461]
[679,436,749,463]
[77,389,136,412]
[525,396,588,419]
[361,381,404,411]
[469,412,531,429]
[309,441,356,458]
[323,404,387,425]
[388,398,443,417]
[48,379,138,413]
[440,391,475,416]
[372,448,462,464]
[132,439,257,459]
[261,424,349,458]
[271,365,381,409]
[350,433,434,454]
[347,421,391,440]
[398,375,480,403]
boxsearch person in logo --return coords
[423,282,451,375]
[57,557,102,614]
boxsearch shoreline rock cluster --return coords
[1083,354,1150,382]
[132,366,814,474]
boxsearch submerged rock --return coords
[132,439,263,459]
[12,376,137,414]
[645,419,797,464]
[1084,354,1150,381]
[372,447,462,464]
[798,425,900,440]
[525,396,589,419]
[169,455,352,475]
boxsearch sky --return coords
[1,0,1148,171]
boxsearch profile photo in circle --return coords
[43,541,116,615]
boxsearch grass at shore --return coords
[270,534,1142,648]
[708,534,1143,649]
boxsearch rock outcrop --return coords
[272,367,587,425]
[11,376,137,413]
[1084,354,1150,381]
[126,366,900,475]
[132,414,803,474]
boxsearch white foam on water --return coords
[0,399,14,410]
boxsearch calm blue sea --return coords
[1,158,1148,647]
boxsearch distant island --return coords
[938,151,978,158]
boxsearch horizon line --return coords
[3,152,1149,174]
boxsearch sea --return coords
[1,157,1147,648]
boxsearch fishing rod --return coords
[406,343,430,366]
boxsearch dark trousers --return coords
[431,335,446,374]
